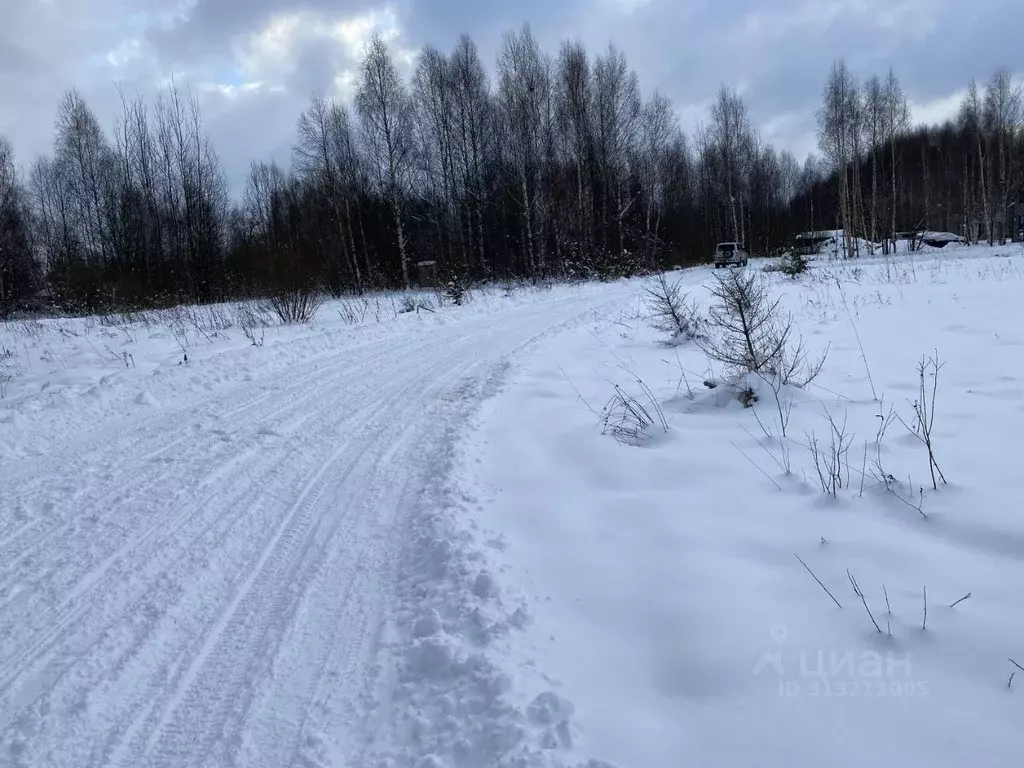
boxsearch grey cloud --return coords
[0,0,148,160]
[2,0,1022,194]
[0,39,36,76]
[288,37,348,94]
[202,88,302,188]
[404,0,584,55]
[147,0,380,66]
[568,0,1022,156]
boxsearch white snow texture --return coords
[4,242,1024,768]
[1,285,626,768]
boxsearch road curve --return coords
[0,290,621,768]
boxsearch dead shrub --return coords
[269,288,324,324]
[896,350,947,490]
[265,248,325,324]
[807,407,853,498]
[600,378,668,447]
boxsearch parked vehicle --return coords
[713,242,748,268]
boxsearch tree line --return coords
[1,27,1021,316]
[810,60,1023,257]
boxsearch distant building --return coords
[918,231,967,248]
[792,230,841,257]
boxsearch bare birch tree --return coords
[555,41,594,262]
[0,136,36,315]
[497,24,550,274]
[960,81,992,243]
[356,36,416,288]
[55,90,115,270]
[818,60,859,258]
[294,93,362,292]
[449,34,493,276]
[413,46,458,266]
[863,75,886,246]
[592,43,641,257]
[710,85,754,246]
[638,91,678,257]
[883,69,910,249]
[983,69,1022,242]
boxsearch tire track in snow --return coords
[0,327,482,763]
[0,331,421,586]
[0,291,628,768]
[0,343,409,739]
[130,340,489,768]
[232,355,487,768]
[0,330,430,615]
[0,347,403,738]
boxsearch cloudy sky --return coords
[1,0,1019,192]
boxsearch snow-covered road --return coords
[0,288,626,768]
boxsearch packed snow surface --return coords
[3,243,1024,768]
[0,283,633,768]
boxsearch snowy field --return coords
[458,244,1024,767]
[2,244,1023,767]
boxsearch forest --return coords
[0,25,1021,315]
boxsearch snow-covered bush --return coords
[778,253,808,278]
[442,273,468,306]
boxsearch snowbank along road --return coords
[0,285,630,768]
